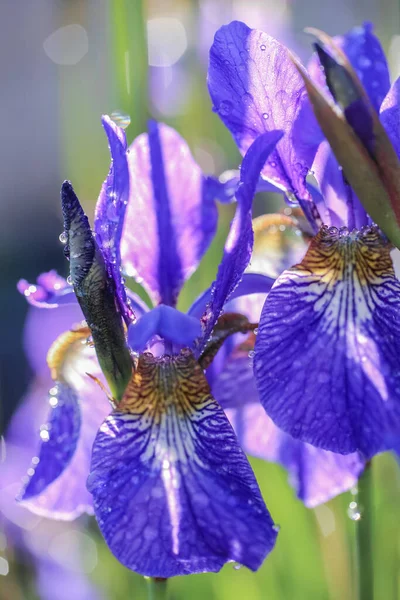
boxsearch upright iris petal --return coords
[95,116,132,324]
[88,351,277,576]
[200,130,283,347]
[208,20,321,209]
[121,122,220,307]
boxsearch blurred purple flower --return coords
[17,116,283,577]
[208,21,400,459]
[0,383,104,600]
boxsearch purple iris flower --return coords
[208,21,400,459]
[208,215,364,507]
[0,382,104,600]
[17,115,283,577]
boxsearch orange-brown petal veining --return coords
[118,350,212,423]
[46,325,91,381]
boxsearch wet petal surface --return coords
[121,122,218,307]
[88,351,277,577]
[94,116,132,323]
[20,382,81,501]
[211,334,363,506]
[208,20,320,202]
[255,227,400,458]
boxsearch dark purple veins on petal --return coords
[88,351,277,577]
[20,382,81,500]
[254,227,400,458]
[148,120,183,307]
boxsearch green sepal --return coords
[61,181,132,401]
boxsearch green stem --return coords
[356,463,374,600]
[146,577,168,600]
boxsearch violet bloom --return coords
[17,115,283,577]
[0,382,104,600]
[208,21,400,459]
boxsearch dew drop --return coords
[347,500,361,521]
[339,226,349,237]
[110,110,131,129]
[40,430,50,442]
[233,563,242,571]
[248,350,255,358]
[262,112,269,120]
[66,275,73,285]
[218,100,233,116]
[273,524,281,532]
[59,231,68,244]
[260,44,266,51]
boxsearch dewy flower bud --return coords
[61,180,132,401]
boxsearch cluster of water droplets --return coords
[347,486,362,521]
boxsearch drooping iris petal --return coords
[254,226,400,458]
[20,379,109,520]
[208,20,320,203]
[210,335,364,507]
[18,271,75,308]
[380,77,400,159]
[199,131,283,349]
[94,116,132,323]
[121,121,219,307]
[128,305,202,352]
[18,324,110,519]
[88,350,277,577]
[20,382,81,500]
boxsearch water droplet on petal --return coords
[66,275,73,285]
[260,44,266,51]
[218,100,233,116]
[59,231,68,244]
[110,110,131,129]
[262,112,269,120]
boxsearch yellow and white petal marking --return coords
[88,350,277,577]
[254,226,400,457]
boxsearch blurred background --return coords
[1,0,400,598]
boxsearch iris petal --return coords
[94,116,132,323]
[88,351,277,577]
[255,226,400,458]
[19,379,109,520]
[128,305,202,352]
[210,329,364,507]
[20,382,81,501]
[121,121,219,307]
[208,20,320,203]
[200,131,282,350]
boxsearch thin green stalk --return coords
[109,0,149,140]
[355,463,374,600]
[146,577,168,600]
